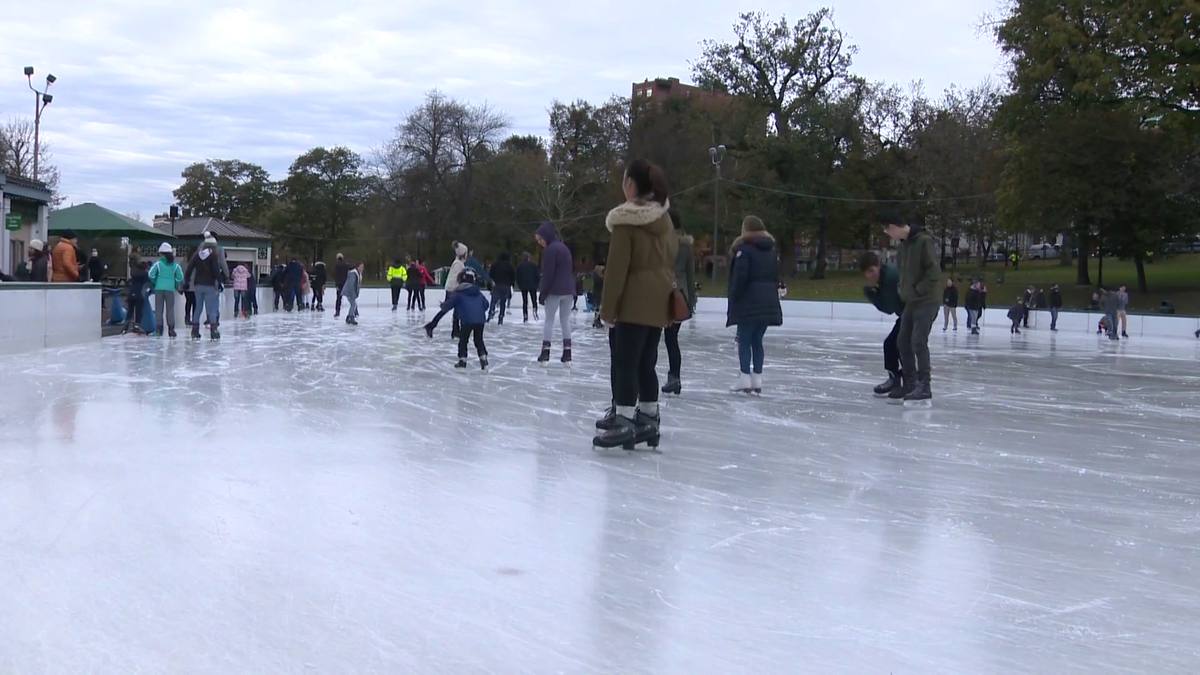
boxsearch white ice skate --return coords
[731,373,753,394]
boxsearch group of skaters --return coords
[121,232,233,339]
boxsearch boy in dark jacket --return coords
[1048,284,1063,331]
[964,281,983,335]
[1008,297,1025,334]
[310,261,327,311]
[515,252,541,322]
[442,269,490,369]
[487,252,516,324]
[860,251,905,396]
[884,214,939,404]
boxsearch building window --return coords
[644,89,653,97]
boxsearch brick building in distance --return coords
[631,77,728,109]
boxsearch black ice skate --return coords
[480,355,489,371]
[595,405,617,430]
[168,327,177,339]
[190,323,202,340]
[661,375,682,396]
[347,315,358,326]
[455,359,467,369]
[887,377,914,404]
[560,340,572,364]
[592,411,661,451]
[209,323,220,341]
[904,376,932,408]
[874,371,901,397]
[423,323,435,339]
[537,341,551,365]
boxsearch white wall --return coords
[0,284,101,356]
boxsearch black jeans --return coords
[610,323,663,407]
[125,292,143,329]
[335,283,346,313]
[664,322,682,377]
[406,287,417,310]
[184,291,195,319]
[884,317,902,375]
[521,290,537,317]
[898,303,939,381]
[391,283,403,308]
[457,323,487,359]
[312,285,323,309]
[417,287,427,310]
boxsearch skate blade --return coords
[902,400,933,409]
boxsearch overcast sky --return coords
[1,0,1005,220]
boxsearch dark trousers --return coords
[391,283,403,308]
[489,285,511,322]
[1022,305,1030,328]
[272,287,283,309]
[335,283,346,314]
[124,292,143,329]
[405,288,417,310]
[898,303,939,381]
[664,322,682,377]
[521,290,537,318]
[312,285,323,309]
[286,283,303,309]
[1050,306,1059,329]
[457,323,487,359]
[417,287,427,310]
[429,306,460,336]
[610,323,662,407]
[884,317,902,375]
[184,291,195,319]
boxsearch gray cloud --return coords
[1,0,1002,218]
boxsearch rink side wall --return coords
[0,283,100,355]
[143,287,1200,342]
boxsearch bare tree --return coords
[0,118,63,204]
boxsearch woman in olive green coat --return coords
[593,159,677,450]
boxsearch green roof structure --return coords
[48,203,175,240]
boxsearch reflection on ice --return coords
[1,309,1199,674]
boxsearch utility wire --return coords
[720,179,993,203]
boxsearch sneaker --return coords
[731,373,753,393]
[874,371,901,396]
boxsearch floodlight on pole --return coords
[709,144,726,281]
[25,66,56,182]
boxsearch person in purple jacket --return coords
[535,221,575,364]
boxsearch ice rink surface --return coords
[1,307,1199,674]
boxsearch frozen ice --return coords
[1,307,1199,674]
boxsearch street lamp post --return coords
[708,144,726,281]
[170,204,179,236]
[1089,222,1104,287]
[24,66,56,182]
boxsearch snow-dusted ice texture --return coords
[1,307,1198,674]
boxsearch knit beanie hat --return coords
[29,239,44,252]
[454,243,468,258]
[158,242,174,254]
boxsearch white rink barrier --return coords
[0,283,101,356]
[188,287,1199,341]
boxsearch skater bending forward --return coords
[593,160,677,449]
[443,269,490,369]
[882,214,939,404]
[859,251,905,396]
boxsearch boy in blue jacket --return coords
[442,269,490,369]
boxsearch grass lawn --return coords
[694,254,1200,317]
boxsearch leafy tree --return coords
[278,147,369,262]
[172,159,275,226]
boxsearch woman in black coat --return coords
[726,215,783,394]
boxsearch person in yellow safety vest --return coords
[1009,251,1019,270]
[388,258,409,311]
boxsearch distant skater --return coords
[343,261,362,325]
[942,279,958,331]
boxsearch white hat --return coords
[454,243,468,257]
[158,242,174,254]
[29,239,44,252]
[203,231,216,241]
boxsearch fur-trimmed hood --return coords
[678,233,694,246]
[730,230,774,254]
[605,198,671,232]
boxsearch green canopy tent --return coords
[48,203,175,241]
[48,203,176,283]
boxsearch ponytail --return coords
[624,159,669,205]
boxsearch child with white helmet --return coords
[148,242,185,338]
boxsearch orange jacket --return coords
[51,240,80,282]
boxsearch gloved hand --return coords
[863,285,877,301]
[538,293,546,306]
